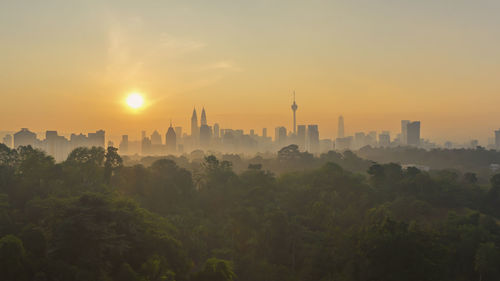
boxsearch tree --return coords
[192,258,236,281]
[0,235,26,279]
[104,146,123,184]
[475,242,500,281]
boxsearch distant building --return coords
[297,125,306,150]
[88,130,105,147]
[401,120,410,145]
[335,137,352,151]
[200,107,207,126]
[407,121,421,146]
[378,131,391,147]
[213,123,220,138]
[141,137,152,155]
[200,125,211,148]
[119,135,129,154]
[166,124,177,153]
[291,92,298,135]
[275,127,287,147]
[307,125,319,153]
[174,127,183,144]
[338,115,344,138]
[14,128,37,148]
[262,128,267,138]
[151,130,162,145]
[495,129,500,150]
[191,108,198,140]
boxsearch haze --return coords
[1,0,500,143]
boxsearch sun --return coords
[126,93,144,109]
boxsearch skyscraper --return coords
[151,130,162,145]
[297,125,306,150]
[291,91,298,135]
[401,120,410,145]
[199,108,210,147]
[213,123,220,138]
[275,127,287,147]
[166,123,177,153]
[378,131,391,147]
[119,135,129,154]
[407,121,421,146]
[174,127,183,143]
[495,129,500,150]
[14,128,37,148]
[191,108,198,138]
[262,128,267,138]
[200,107,207,126]
[338,115,344,138]
[307,125,319,153]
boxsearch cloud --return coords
[202,61,243,72]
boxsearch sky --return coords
[1,0,500,144]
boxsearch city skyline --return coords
[2,1,500,143]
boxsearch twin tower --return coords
[191,107,211,147]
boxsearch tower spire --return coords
[291,90,298,135]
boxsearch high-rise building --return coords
[174,127,182,143]
[14,128,37,148]
[141,136,152,155]
[401,120,410,145]
[213,123,220,138]
[200,107,207,126]
[297,125,306,150]
[262,128,267,138]
[88,130,105,147]
[275,127,287,147]
[200,125,211,148]
[495,129,500,150]
[151,130,162,145]
[338,115,344,138]
[191,108,198,139]
[307,125,319,153]
[291,91,298,135]
[119,135,129,154]
[378,131,391,147]
[166,123,177,153]
[407,121,421,146]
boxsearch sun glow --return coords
[126,93,144,109]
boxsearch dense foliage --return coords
[1,143,500,281]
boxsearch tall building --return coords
[297,125,306,150]
[174,127,183,143]
[291,91,298,135]
[151,130,162,145]
[495,129,500,150]
[88,130,105,147]
[275,127,287,147]
[14,128,37,148]
[338,115,344,138]
[191,108,198,139]
[378,131,391,147]
[200,125,211,148]
[307,125,319,153]
[401,120,410,145]
[407,121,421,146]
[166,123,177,153]
[119,135,129,154]
[200,107,207,126]
[262,128,267,138]
[45,131,70,162]
[213,123,220,138]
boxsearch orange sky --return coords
[1,1,500,144]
